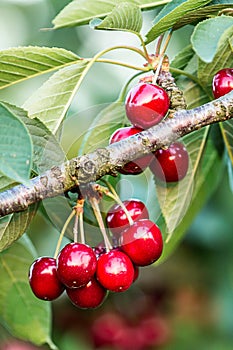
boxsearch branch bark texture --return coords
[0,91,233,218]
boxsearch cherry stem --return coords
[79,211,85,244]
[73,213,79,243]
[53,209,76,259]
[97,182,134,226]
[155,34,165,56]
[89,196,112,252]
[152,29,173,84]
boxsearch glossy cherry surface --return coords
[120,219,163,266]
[109,126,153,174]
[57,243,97,288]
[212,68,233,98]
[106,199,149,236]
[29,257,64,301]
[66,277,107,309]
[150,142,189,182]
[125,83,170,129]
[96,249,134,292]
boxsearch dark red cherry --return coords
[66,277,107,309]
[57,243,97,288]
[28,257,64,301]
[125,83,170,129]
[109,126,153,175]
[106,199,149,237]
[120,219,163,266]
[150,142,189,182]
[212,68,233,98]
[96,249,134,292]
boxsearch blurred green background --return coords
[0,1,233,349]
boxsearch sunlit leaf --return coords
[0,205,37,252]
[220,120,233,166]
[23,60,89,134]
[52,0,171,29]
[0,235,56,348]
[145,0,212,44]
[93,2,143,34]
[0,46,79,89]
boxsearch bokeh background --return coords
[0,1,233,349]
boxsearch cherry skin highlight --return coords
[120,219,163,266]
[125,83,170,129]
[212,68,233,98]
[96,249,135,292]
[57,242,97,288]
[28,257,64,301]
[66,277,107,309]
[106,199,149,237]
[150,142,189,182]
[109,126,153,175]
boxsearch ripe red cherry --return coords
[120,219,163,266]
[109,126,153,175]
[96,249,134,292]
[57,243,97,288]
[106,199,149,237]
[150,142,189,182]
[66,277,107,309]
[125,83,170,129]
[28,257,64,301]
[212,68,233,98]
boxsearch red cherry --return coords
[28,257,64,301]
[57,243,97,288]
[212,68,233,98]
[106,199,149,237]
[66,277,107,309]
[109,126,153,175]
[125,83,170,129]
[150,142,189,182]
[96,249,134,292]
[120,219,163,266]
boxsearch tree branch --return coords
[0,91,233,218]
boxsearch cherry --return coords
[28,257,64,301]
[96,249,134,292]
[109,126,153,174]
[150,142,189,182]
[106,199,149,237]
[212,68,233,98]
[120,219,163,266]
[125,82,170,129]
[66,277,107,309]
[57,242,97,288]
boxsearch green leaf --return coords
[197,25,233,91]
[191,16,233,63]
[0,235,55,348]
[145,0,212,44]
[93,2,143,34]
[2,102,66,174]
[52,0,171,29]
[23,60,89,134]
[173,3,233,30]
[0,46,79,90]
[157,128,223,262]
[170,44,195,77]
[0,103,32,185]
[0,205,37,252]
[79,101,127,155]
[220,120,233,166]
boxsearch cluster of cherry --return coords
[110,80,189,181]
[28,68,233,309]
[29,198,162,309]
